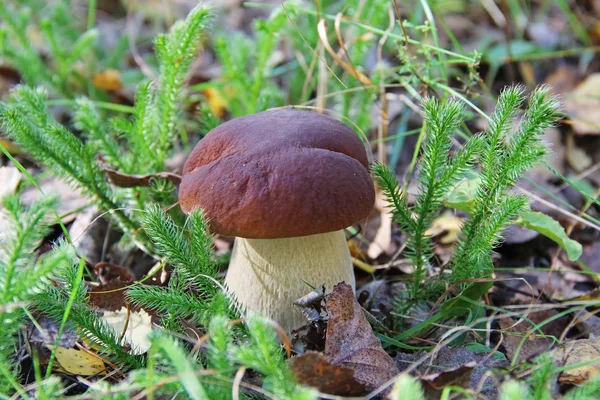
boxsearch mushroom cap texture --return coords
[179,109,375,239]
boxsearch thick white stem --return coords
[224,230,355,331]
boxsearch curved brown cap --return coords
[179,109,375,239]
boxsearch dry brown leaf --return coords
[498,310,567,363]
[94,262,134,285]
[564,73,600,135]
[89,278,131,312]
[102,167,181,188]
[92,69,123,92]
[557,338,600,384]
[46,345,106,376]
[422,361,476,397]
[290,352,367,396]
[290,283,399,395]
[324,283,399,391]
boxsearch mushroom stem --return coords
[224,230,355,331]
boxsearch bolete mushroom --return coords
[179,109,375,331]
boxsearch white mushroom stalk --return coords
[224,230,355,332]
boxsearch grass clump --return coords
[374,85,561,314]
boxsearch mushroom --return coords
[179,109,375,331]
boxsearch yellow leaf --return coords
[92,69,123,92]
[204,87,228,118]
[425,214,463,244]
[46,346,105,376]
[557,338,600,384]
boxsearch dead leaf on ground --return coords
[291,283,399,395]
[203,87,228,118]
[564,73,600,135]
[556,338,600,384]
[102,167,181,188]
[324,283,399,391]
[29,316,78,348]
[566,134,593,172]
[425,213,463,244]
[581,240,600,273]
[290,352,367,396]
[21,177,89,219]
[101,307,153,355]
[544,65,580,96]
[46,345,106,376]
[368,189,396,259]
[498,310,569,363]
[395,345,507,399]
[89,278,132,312]
[0,166,21,199]
[422,361,476,398]
[94,262,135,285]
[92,69,123,92]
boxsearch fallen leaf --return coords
[498,310,568,363]
[21,177,89,219]
[566,134,592,172]
[395,345,507,399]
[557,338,600,384]
[46,345,105,376]
[89,278,131,312]
[94,262,134,285]
[102,167,181,188]
[324,283,399,391]
[290,352,367,396]
[204,87,228,118]
[291,283,399,395]
[544,65,580,96]
[368,190,396,259]
[564,73,600,135]
[29,316,78,348]
[425,213,463,244]
[92,69,123,92]
[0,166,21,199]
[422,361,476,393]
[0,137,22,155]
[101,307,153,355]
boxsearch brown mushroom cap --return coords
[179,109,375,239]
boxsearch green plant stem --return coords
[45,258,86,378]
[87,0,97,31]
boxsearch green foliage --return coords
[0,86,140,237]
[33,261,145,370]
[0,0,126,99]
[0,196,67,394]
[446,180,582,260]
[373,98,482,304]
[142,205,217,292]
[0,5,212,244]
[375,86,561,312]
[389,375,426,400]
[500,380,531,400]
[154,6,212,160]
[451,86,559,283]
[213,6,287,116]
[126,204,231,332]
[565,376,600,400]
